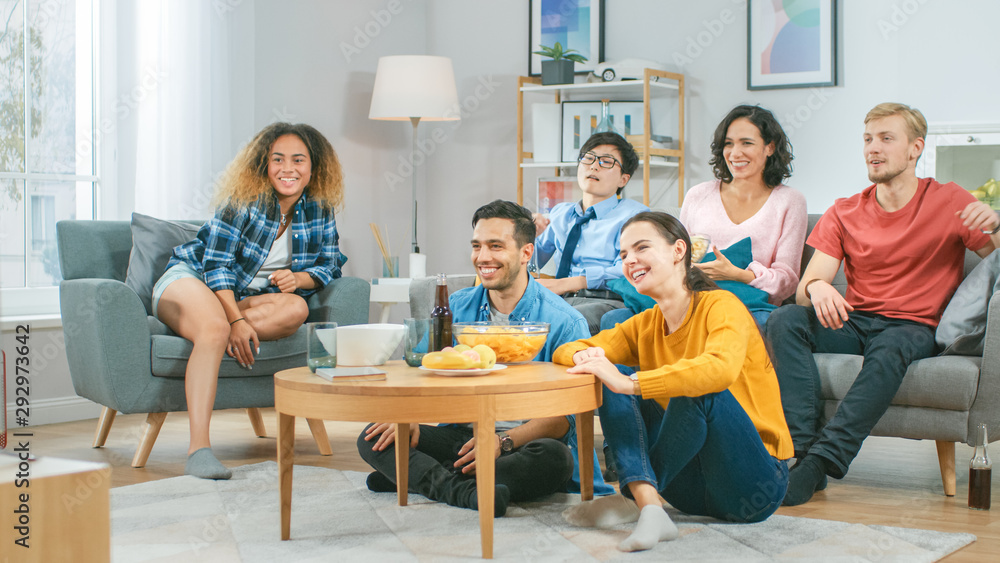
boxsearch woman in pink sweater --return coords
[681,105,806,324]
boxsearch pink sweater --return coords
[680,180,807,304]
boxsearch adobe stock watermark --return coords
[73,64,168,166]
[213,0,246,17]
[878,0,932,40]
[672,0,745,69]
[383,74,502,191]
[340,0,415,64]
[779,88,834,136]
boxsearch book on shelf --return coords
[315,367,386,382]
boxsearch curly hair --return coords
[212,123,344,211]
[708,105,793,189]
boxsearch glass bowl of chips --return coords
[452,322,550,364]
[689,233,712,264]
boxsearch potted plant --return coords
[533,42,587,85]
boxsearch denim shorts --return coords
[151,263,203,317]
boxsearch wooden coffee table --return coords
[274,361,601,559]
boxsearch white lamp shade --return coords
[369,55,460,121]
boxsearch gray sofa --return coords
[408,213,1000,496]
[56,219,371,467]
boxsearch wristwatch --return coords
[497,431,514,455]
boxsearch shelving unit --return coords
[516,68,685,208]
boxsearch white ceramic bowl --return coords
[336,323,405,366]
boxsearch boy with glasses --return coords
[533,132,648,334]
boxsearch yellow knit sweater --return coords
[553,290,793,460]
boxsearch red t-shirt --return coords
[807,178,990,327]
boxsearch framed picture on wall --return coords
[529,0,605,76]
[747,0,837,90]
[537,177,577,215]
[561,101,644,162]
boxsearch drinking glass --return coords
[307,322,337,372]
[404,318,431,367]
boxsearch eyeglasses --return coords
[579,152,620,170]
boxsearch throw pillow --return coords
[607,277,656,315]
[125,213,201,316]
[936,250,1000,356]
[701,237,775,313]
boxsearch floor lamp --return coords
[369,55,460,278]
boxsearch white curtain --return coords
[132,0,250,219]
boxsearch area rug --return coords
[111,462,974,562]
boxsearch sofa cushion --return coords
[936,249,1000,356]
[150,326,309,378]
[815,353,980,411]
[125,213,201,315]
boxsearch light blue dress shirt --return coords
[535,196,649,289]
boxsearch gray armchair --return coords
[56,220,371,467]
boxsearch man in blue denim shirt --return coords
[359,200,612,517]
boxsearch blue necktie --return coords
[556,206,596,279]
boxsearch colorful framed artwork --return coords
[528,0,605,76]
[560,101,644,162]
[747,0,837,90]
[537,177,577,215]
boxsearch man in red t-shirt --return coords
[767,103,1000,506]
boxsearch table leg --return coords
[394,423,410,506]
[278,412,295,540]
[577,410,595,501]
[474,398,497,559]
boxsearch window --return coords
[0,0,96,295]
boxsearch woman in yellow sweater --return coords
[554,211,793,552]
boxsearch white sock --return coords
[618,505,678,552]
[562,494,641,528]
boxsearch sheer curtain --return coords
[132,0,251,219]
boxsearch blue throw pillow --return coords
[702,237,775,313]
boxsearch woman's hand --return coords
[567,353,636,395]
[572,347,606,365]
[694,245,754,283]
[363,422,421,452]
[269,269,303,293]
[227,318,260,368]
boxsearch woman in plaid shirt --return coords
[152,123,347,479]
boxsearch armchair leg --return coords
[132,412,168,468]
[247,408,266,437]
[92,406,117,448]
[306,418,333,456]
[935,440,956,497]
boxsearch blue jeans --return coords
[765,306,936,478]
[599,386,788,523]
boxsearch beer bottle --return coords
[430,273,453,351]
[969,423,992,510]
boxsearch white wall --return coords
[247,0,1000,282]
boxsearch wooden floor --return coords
[25,409,1000,561]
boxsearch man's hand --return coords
[957,201,1000,233]
[227,318,260,368]
[566,352,635,395]
[269,269,306,293]
[532,212,550,236]
[807,280,853,330]
[363,422,420,452]
[454,435,501,474]
[537,276,586,296]
[694,245,754,283]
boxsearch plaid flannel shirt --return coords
[167,194,347,299]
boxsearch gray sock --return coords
[618,505,678,552]
[185,448,232,480]
[562,494,641,528]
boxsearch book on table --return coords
[315,367,386,382]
